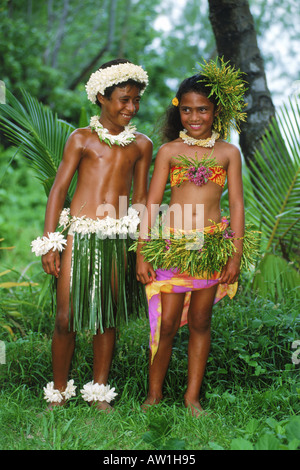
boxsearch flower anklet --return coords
[43,380,117,405]
[80,381,118,404]
[43,380,77,404]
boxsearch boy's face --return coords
[98,85,141,130]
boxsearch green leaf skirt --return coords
[65,232,146,334]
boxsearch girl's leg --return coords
[144,291,186,406]
[51,237,76,405]
[184,285,217,416]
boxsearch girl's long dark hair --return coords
[161,74,217,142]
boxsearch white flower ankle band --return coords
[80,381,117,403]
[43,380,77,403]
[86,62,149,104]
[43,380,117,404]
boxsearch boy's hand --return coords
[42,250,61,278]
[218,257,240,285]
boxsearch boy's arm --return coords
[42,130,84,277]
[219,145,245,285]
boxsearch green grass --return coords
[0,283,299,450]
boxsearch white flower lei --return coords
[179,129,220,148]
[85,62,149,104]
[60,207,140,238]
[31,207,140,256]
[90,115,136,147]
[80,381,117,403]
[43,380,77,403]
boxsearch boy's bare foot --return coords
[44,399,66,413]
[141,395,162,412]
[184,397,207,417]
[90,400,114,413]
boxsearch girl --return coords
[136,58,249,416]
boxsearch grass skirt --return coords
[69,232,146,334]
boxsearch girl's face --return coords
[179,92,216,140]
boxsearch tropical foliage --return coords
[0,89,75,204]
[246,96,300,300]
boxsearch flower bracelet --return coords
[31,232,67,256]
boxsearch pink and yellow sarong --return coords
[145,267,237,363]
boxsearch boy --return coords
[33,59,152,410]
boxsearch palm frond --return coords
[248,96,300,260]
[0,89,76,204]
[246,96,300,301]
[252,253,300,300]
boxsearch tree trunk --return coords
[208,0,275,166]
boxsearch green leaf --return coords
[230,438,254,450]
[285,416,300,442]
[254,434,281,450]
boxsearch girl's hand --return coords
[42,250,61,278]
[136,253,156,285]
[218,257,241,285]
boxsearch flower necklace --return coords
[179,129,220,148]
[90,115,136,147]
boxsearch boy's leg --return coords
[90,251,121,411]
[51,236,76,401]
[184,285,217,416]
[91,327,116,411]
[144,291,185,406]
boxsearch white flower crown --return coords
[85,62,149,104]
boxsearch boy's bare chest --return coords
[82,141,140,172]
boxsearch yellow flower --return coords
[172,97,179,106]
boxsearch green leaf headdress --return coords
[197,57,248,139]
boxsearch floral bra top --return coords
[170,153,226,188]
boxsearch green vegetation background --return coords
[0,0,299,451]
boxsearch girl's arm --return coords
[136,145,170,284]
[219,145,245,285]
